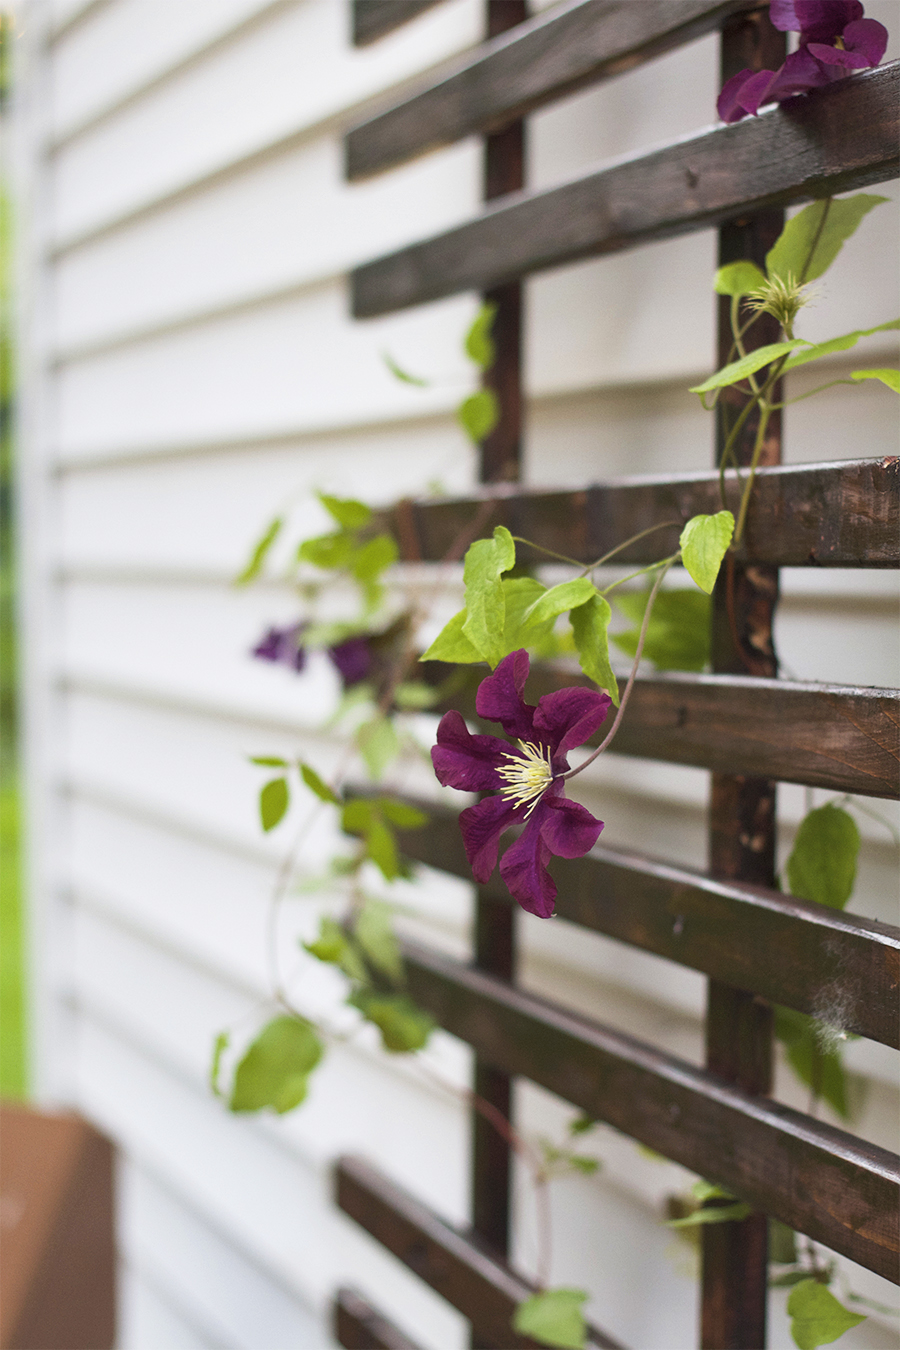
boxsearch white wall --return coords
[13,2,899,1347]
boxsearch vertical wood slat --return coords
[470,0,527,1288]
[703,11,785,1348]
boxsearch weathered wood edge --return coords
[336,1157,626,1350]
[352,62,899,315]
[334,1286,424,1350]
[352,0,446,47]
[346,0,757,177]
[401,941,900,1281]
[379,458,900,569]
[384,798,900,1048]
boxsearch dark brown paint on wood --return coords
[351,0,446,47]
[352,62,899,315]
[334,1287,425,1350]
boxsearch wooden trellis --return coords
[334,3,900,1348]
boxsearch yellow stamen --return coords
[496,740,554,816]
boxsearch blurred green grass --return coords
[0,776,26,1097]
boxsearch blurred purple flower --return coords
[252,623,308,672]
[717,0,887,122]
[431,650,610,919]
[328,636,372,688]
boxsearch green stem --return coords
[583,521,681,574]
[560,558,674,780]
[732,401,771,547]
[510,536,583,568]
[599,552,680,596]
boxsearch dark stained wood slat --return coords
[400,941,900,1282]
[352,62,899,314]
[383,458,900,569]
[334,1287,424,1350]
[389,806,900,1049]
[347,0,756,178]
[429,666,900,799]
[337,1157,626,1350]
[352,0,446,47]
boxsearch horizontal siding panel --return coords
[53,135,479,356]
[49,0,284,143]
[119,1264,227,1350]
[50,0,483,249]
[54,283,478,459]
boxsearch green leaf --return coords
[767,194,888,286]
[523,577,598,626]
[569,1114,596,1136]
[341,798,376,836]
[461,526,516,667]
[379,797,428,829]
[692,1180,735,1203]
[352,992,434,1052]
[350,533,398,582]
[679,511,734,594]
[774,1007,851,1120]
[771,1269,816,1289]
[365,818,399,880]
[354,899,403,981]
[249,755,289,767]
[851,366,900,392]
[299,762,341,805]
[236,516,282,585]
[690,341,805,394]
[464,301,498,369]
[787,1279,865,1350]
[298,531,354,570]
[383,351,429,386]
[714,261,767,296]
[392,681,440,709]
[613,588,711,672]
[210,1031,229,1097]
[419,608,483,663]
[513,1289,588,1350]
[458,388,500,444]
[304,917,369,984]
[782,320,900,373]
[786,803,859,910]
[260,778,289,831]
[770,1219,799,1267]
[666,1201,753,1227]
[570,594,618,705]
[357,716,400,781]
[567,1155,600,1175]
[229,1016,323,1114]
[318,493,372,530]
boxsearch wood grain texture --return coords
[386,804,900,1048]
[346,0,756,177]
[336,1158,625,1350]
[334,1287,424,1350]
[351,0,446,47]
[426,667,900,798]
[400,942,900,1282]
[352,62,899,314]
[382,458,900,569]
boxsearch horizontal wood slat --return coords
[334,1287,424,1350]
[425,667,900,798]
[352,0,445,47]
[336,1157,625,1350]
[401,941,900,1281]
[352,62,899,314]
[386,802,900,1048]
[347,0,755,178]
[383,459,900,569]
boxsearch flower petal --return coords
[475,649,536,741]
[431,711,512,792]
[762,46,834,102]
[838,16,887,62]
[460,794,523,883]
[534,686,612,763]
[539,794,605,859]
[329,636,371,687]
[717,67,760,121]
[499,815,557,918]
[770,0,862,43]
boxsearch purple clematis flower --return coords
[328,636,372,687]
[431,650,611,919]
[253,622,308,672]
[717,0,887,122]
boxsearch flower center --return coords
[496,740,554,816]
